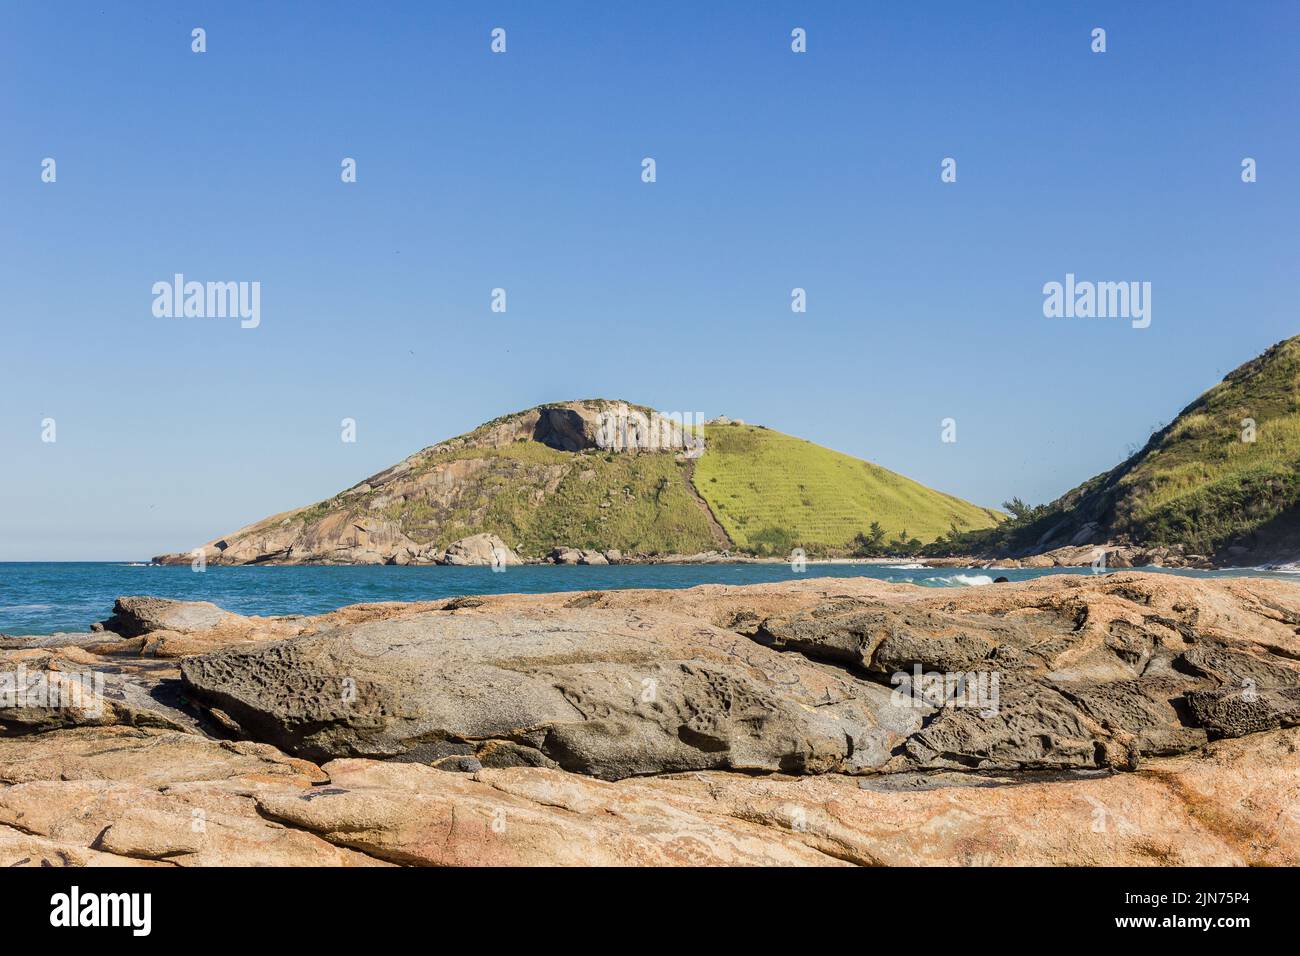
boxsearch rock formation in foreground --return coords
[2,573,1298,865]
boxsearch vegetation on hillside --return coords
[361,442,717,556]
[920,497,1054,557]
[692,424,1001,555]
[932,335,1300,559]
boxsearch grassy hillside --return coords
[692,424,1001,554]
[941,335,1300,559]
[383,442,716,556]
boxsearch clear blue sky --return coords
[2,1,1297,560]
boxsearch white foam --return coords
[926,573,995,587]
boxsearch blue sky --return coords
[1,1,1297,560]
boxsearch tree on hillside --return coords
[888,528,913,555]
[1002,497,1033,521]
[852,520,888,557]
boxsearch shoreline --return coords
[149,533,1294,573]
[137,555,1283,572]
[5,561,1295,640]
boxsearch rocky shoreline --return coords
[2,573,1298,865]
[925,542,1217,570]
[157,530,1284,571]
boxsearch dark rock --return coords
[1184,686,1300,738]
[179,608,917,779]
[97,596,237,637]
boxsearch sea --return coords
[1,560,1296,637]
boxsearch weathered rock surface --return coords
[0,727,386,866]
[176,573,1300,780]
[6,573,1300,865]
[439,533,522,567]
[968,542,1214,570]
[181,606,921,776]
[3,721,1295,867]
[98,596,243,637]
[0,596,317,736]
[262,725,1300,866]
[0,644,206,735]
[751,572,1300,770]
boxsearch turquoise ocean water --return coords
[1,561,1295,636]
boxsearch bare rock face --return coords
[98,596,243,637]
[251,724,1300,867]
[439,533,522,567]
[180,607,919,777]
[178,573,1300,780]
[472,401,700,455]
[0,727,385,866]
[197,514,419,566]
[3,721,1296,867]
[750,573,1300,771]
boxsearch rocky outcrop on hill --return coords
[4,573,1299,865]
[461,401,701,455]
[439,533,522,567]
[975,542,1214,570]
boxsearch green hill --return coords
[947,334,1300,561]
[694,423,1001,553]
[157,399,1000,565]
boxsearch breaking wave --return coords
[925,573,995,587]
